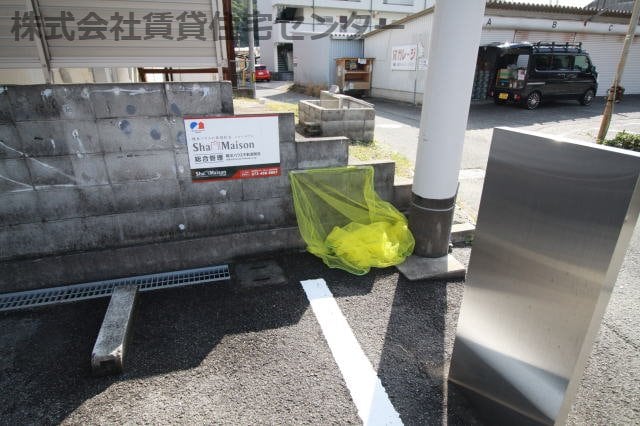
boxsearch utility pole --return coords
[596,0,640,143]
[398,0,486,280]
[247,0,256,98]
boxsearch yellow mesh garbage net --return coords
[290,166,415,275]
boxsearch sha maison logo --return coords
[189,121,206,133]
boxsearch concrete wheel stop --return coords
[396,254,466,281]
[91,285,138,376]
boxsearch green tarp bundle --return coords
[290,166,415,275]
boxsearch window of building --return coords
[378,18,387,27]
[276,7,304,22]
[383,0,414,5]
[339,15,348,31]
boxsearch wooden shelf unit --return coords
[335,58,374,94]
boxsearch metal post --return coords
[596,0,640,143]
[211,0,226,80]
[247,0,256,97]
[26,0,53,84]
[408,0,486,258]
[222,0,237,87]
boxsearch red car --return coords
[254,65,271,82]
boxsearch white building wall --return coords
[364,12,432,103]
[273,0,431,14]
[258,0,429,74]
[0,69,47,85]
[257,0,277,72]
[300,7,408,28]
[365,11,640,101]
[0,68,137,85]
[293,34,331,85]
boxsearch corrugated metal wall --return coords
[1,0,226,69]
[329,38,364,84]
[0,1,40,68]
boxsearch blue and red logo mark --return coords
[190,121,205,132]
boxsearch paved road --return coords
[372,96,640,220]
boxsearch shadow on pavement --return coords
[373,271,483,425]
[0,252,375,424]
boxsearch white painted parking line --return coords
[301,279,403,426]
[458,168,485,180]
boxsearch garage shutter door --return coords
[514,30,576,44]
[1,0,226,69]
[480,29,514,44]
[575,33,634,96]
[0,1,41,68]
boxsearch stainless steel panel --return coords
[449,127,640,425]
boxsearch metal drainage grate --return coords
[0,264,230,312]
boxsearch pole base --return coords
[408,193,456,258]
[396,254,466,281]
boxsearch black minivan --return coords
[491,42,598,109]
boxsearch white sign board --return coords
[391,45,418,71]
[184,115,280,181]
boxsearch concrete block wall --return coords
[299,92,375,142]
[0,82,362,292]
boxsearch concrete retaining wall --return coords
[0,82,401,293]
[1,82,393,292]
[299,92,375,142]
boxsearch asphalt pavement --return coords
[371,95,640,221]
[0,84,638,425]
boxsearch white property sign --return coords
[184,114,280,181]
[391,45,418,71]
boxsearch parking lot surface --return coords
[1,87,638,425]
[2,233,638,424]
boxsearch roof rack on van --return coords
[533,42,583,52]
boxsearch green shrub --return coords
[602,131,640,152]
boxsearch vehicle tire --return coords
[580,88,595,106]
[524,91,541,110]
[266,79,271,82]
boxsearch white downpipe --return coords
[484,15,640,36]
[413,0,486,200]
